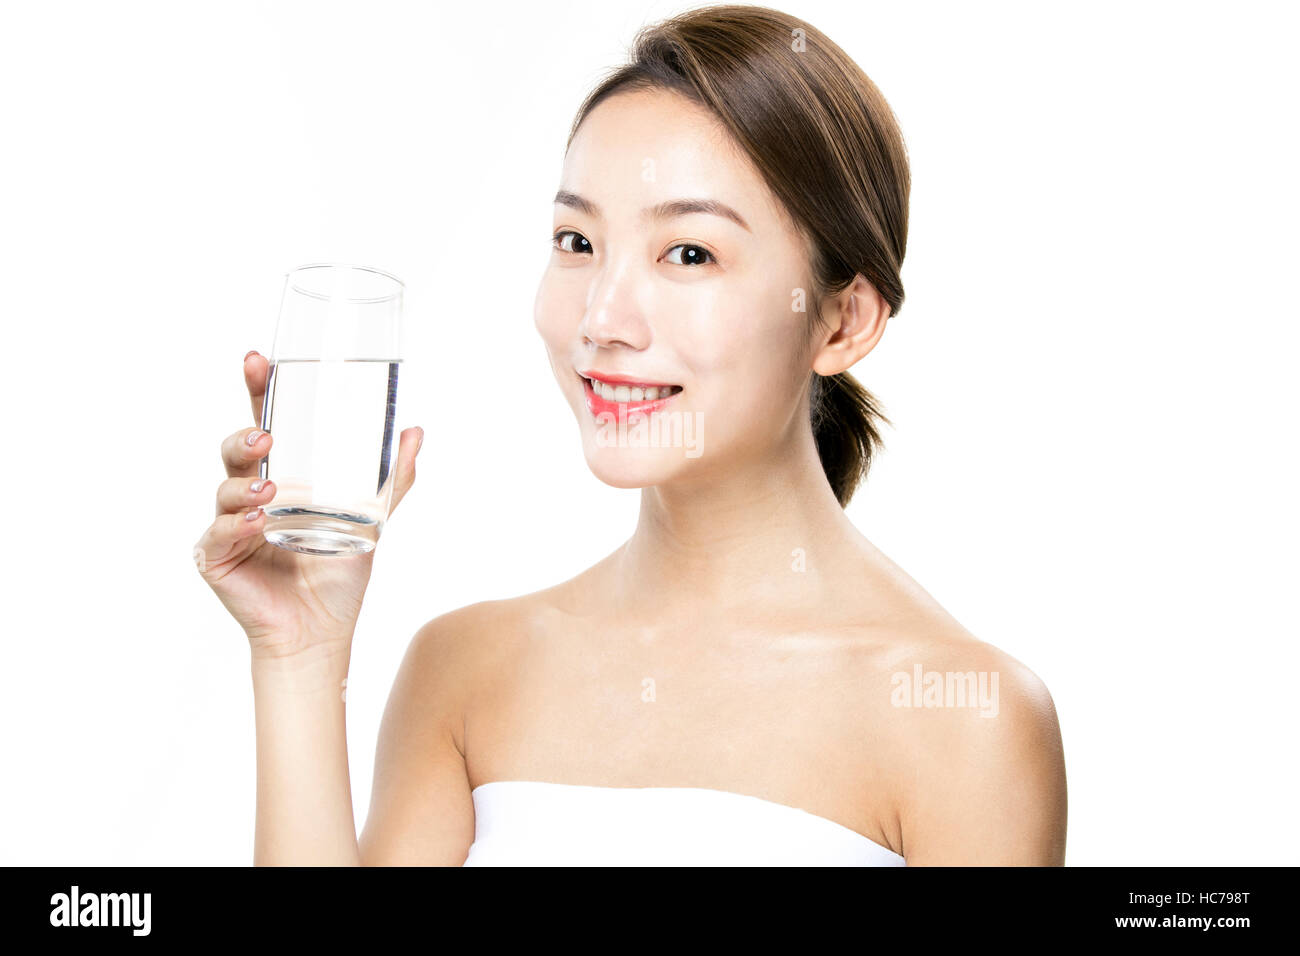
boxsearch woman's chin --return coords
[581,444,699,489]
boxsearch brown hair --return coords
[566,4,910,506]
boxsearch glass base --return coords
[263,506,382,556]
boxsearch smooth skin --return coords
[197,87,1066,866]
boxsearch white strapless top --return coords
[462,780,905,866]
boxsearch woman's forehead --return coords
[562,88,777,226]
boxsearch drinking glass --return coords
[258,263,404,555]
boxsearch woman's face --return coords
[534,87,820,491]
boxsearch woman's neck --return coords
[610,429,867,623]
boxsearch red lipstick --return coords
[578,369,682,419]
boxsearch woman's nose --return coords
[578,259,651,350]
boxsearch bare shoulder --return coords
[368,586,567,788]
[404,570,595,720]
[411,593,539,662]
[875,624,1068,864]
[411,546,615,660]
[407,589,558,701]
[357,583,574,865]
[877,626,1062,733]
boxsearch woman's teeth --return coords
[587,378,682,402]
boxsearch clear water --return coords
[259,358,401,555]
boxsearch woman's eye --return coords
[553,231,592,255]
[664,244,715,267]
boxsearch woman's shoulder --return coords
[406,565,599,668]
[891,631,1068,862]
[850,591,1067,861]
[839,542,1064,791]
[877,624,1062,747]
[858,597,1064,835]
[852,575,1062,757]
[846,538,1060,726]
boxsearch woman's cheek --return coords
[533,270,576,346]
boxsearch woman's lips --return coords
[579,372,682,418]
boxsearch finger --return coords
[192,507,267,578]
[223,426,273,479]
[388,426,425,514]
[244,350,270,426]
[215,475,276,518]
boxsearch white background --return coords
[1,0,1296,865]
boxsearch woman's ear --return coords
[811,274,891,376]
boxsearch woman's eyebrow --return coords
[554,190,751,232]
[554,189,601,218]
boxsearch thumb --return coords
[388,426,424,514]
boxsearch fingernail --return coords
[250,479,266,493]
[245,508,262,522]
[415,428,425,455]
[246,430,264,446]
[244,350,258,362]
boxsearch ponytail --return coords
[810,371,890,507]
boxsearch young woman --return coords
[195,4,1067,866]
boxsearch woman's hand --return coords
[193,350,423,661]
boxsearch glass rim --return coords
[285,262,405,304]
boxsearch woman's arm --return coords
[252,645,361,865]
[898,647,1068,865]
[356,608,481,865]
[196,351,435,865]
[251,607,478,867]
